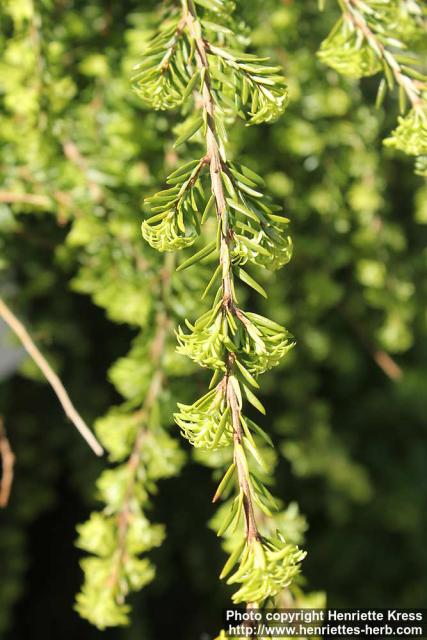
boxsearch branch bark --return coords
[0,297,103,456]
[338,305,403,381]
[0,417,15,508]
[0,191,51,207]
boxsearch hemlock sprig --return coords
[318,0,427,166]
[75,257,186,629]
[134,0,305,614]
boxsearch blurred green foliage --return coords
[0,0,426,638]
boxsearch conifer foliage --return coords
[75,0,426,630]
[318,0,427,168]
[2,0,425,635]
[77,0,305,629]
[140,0,304,615]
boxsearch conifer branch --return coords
[184,0,260,545]
[318,0,427,159]
[107,317,168,593]
[341,0,423,108]
[106,263,173,592]
[75,253,181,628]
[135,0,305,611]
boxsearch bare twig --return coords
[0,297,103,456]
[62,140,103,202]
[0,191,51,207]
[338,305,402,381]
[0,418,15,507]
[373,350,402,381]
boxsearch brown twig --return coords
[0,418,15,508]
[227,372,259,543]
[62,140,103,202]
[0,191,51,207]
[373,350,402,381]
[338,305,402,381]
[0,297,103,456]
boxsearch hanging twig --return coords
[0,417,15,508]
[338,305,402,381]
[0,297,103,456]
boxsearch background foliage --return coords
[0,0,426,638]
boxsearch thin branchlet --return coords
[319,0,427,161]
[106,314,168,593]
[75,254,181,629]
[342,0,423,108]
